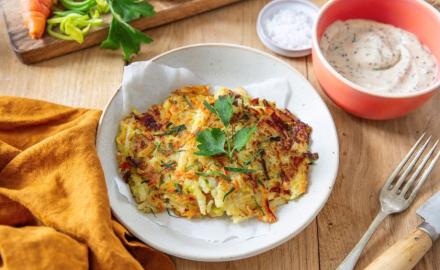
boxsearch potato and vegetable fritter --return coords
[116,86,317,223]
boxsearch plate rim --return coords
[97,43,340,261]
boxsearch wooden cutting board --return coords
[1,0,243,64]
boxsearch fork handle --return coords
[364,228,433,270]
[336,210,389,270]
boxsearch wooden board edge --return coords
[1,5,25,63]
[19,29,110,64]
[12,0,245,64]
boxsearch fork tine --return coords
[401,139,439,196]
[408,150,440,202]
[384,133,426,189]
[392,135,431,191]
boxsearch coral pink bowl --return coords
[312,0,440,120]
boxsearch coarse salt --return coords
[265,9,313,50]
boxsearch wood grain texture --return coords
[307,57,440,270]
[0,10,123,109]
[0,0,439,269]
[1,0,243,64]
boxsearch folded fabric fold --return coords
[0,96,175,270]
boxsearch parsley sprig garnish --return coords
[195,95,256,162]
[194,128,226,156]
[100,0,155,60]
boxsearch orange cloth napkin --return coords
[0,97,175,270]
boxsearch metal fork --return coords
[336,133,440,270]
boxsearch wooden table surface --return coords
[1,1,439,269]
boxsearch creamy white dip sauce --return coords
[320,19,438,94]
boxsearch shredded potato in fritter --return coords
[115,86,317,223]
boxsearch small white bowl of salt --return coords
[257,0,319,57]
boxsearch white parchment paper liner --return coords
[115,61,293,243]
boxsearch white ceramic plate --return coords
[96,44,339,262]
